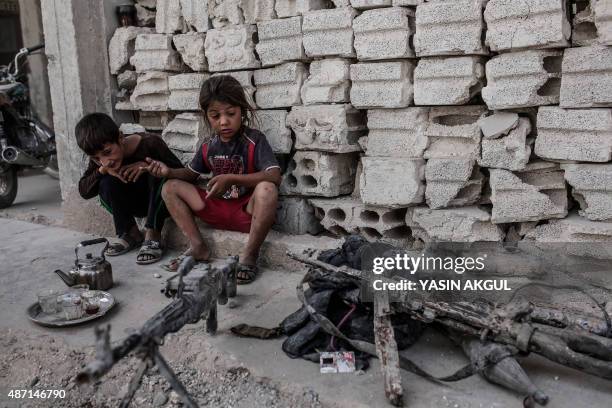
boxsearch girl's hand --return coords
[141,157,170,178]
[206,174,234,197]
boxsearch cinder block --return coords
[287,104,367,152]
[173,33,207,71]
[116,98,136,111]
[594,0,612,45]
[119,123,146,135]
[130,34,182,73]
[301,59,351,105]
[424,106,486,161]
[162,112,210,152]
[117,70,138,90]
[273,197,323,235]
[254,110,293,154]
[139,111,175,131]
[256,16,306,67]
[414,0,488,57]
[425,159,482,209]
[366,108,429,158]
[108,27,153,75]
[479,117,532,171]
[481,50,563,109]
[350,61,415,109]
[409,206,505,242]
[208,0,244,28]
[393,0,423,5]
[168,73,209,111]
[180,0,210,31]
[559,45,612,108]
[212,71,256,106]
[353,7,415,60]
[131,71,171,111]
[351,0,392,9]
[156,0,185,33]
[484,0,571,51]
[414,56,485,105]
[303,8,357,58]
[535,107,612,162]
[254,62,308,108]
[489,161,568,223]
[204,25,260,72]
[360,157,425,207]
[242,0,277,24]
[572,1,598,46]
[136,4,156,27]
[332,0,351,5]
[282,151,358,197]
[275,0,329,18]
[562,163,612,221]
[477,112,519,139]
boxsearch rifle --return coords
[76,256,238,408]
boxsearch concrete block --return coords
[208,0,244,28]
[479,117,532,171]
[117,70,138,90]
[481,50,563,109]
[108,27,153,75]
[156,0,185,33]
[173,33,208,71]
[489,161,568,223]
[425,159,481,209]
[332,0,351,6]
[282,151,358,197]
[273,197,323,235]
[162,112,210,152]
[115,99,136,111]
[410,206,505,242]
[353,7,415,60]
[535,107,612,162]
[254,110,293,153]
[136,4,156,27]
[477,112,519,139]
[119,123,147,135]
[168,73,209,111]
[180,0,210,31]
[254,62,308,108]
[212,71,256,105]
[256,16,306,67]
[351,0,392,9]
[424,106,486,161]
[562,163,612,221]
[303,8,357,58]
[301,59,351,105]
[360,157,425,207]
[366,108,429,158]
[204,25,261,72]
[393,0,423,5]
[139,111,175,131]
[130,34,183,73]
[572,1,598,46]
[350,61,415,109]
[484,0,571,51]
[137,0,158,8]
[559,45,612,108]
[241,0,277,24]
[287,104,367,152]
[594,0,612,45]
[131,71,171,111]
[414,0,488,57]
[414,56,485,105]
[275,0,329,18]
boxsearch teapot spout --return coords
[54,269,76,287]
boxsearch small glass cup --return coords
[37,289,60,314]
[81,291,101,315]
[60,293,83,320]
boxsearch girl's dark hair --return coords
[199,75,258,130]
[75,113,121,156]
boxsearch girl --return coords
[143,75,281,284]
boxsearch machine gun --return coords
[76,256,238,408]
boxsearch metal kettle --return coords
[54,238,114,291]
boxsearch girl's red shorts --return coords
[194,188,252,233]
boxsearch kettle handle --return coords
[75,238,110,261]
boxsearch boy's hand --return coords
[120,161,147,182]
[141,157,170,178]
[105,167,128,183]
[206,174,234,198]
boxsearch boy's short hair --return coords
[75,113,121,156]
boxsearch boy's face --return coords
[92,142,124,170]
[206,101,242,140]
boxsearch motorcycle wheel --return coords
[43,153,59,179]
[0,164,18,209]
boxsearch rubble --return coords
[130,34,182,73]
[413,56,485,105]
[108,27,153,75]
[302,8,357,58]
[561,163,612,221]
[424,106,486,161]
[119,123,147,135]
[350,61,415,109]
[254,62,308,108]
[135,4,156,27]
[241,0,277,24]
[425,159,483,209]
[162,112,210,153]
[478,117,532,171]
[287,104,366,152]
[180,0,210,31]
[156,0,185,33]
[572,1,598,46]
[594,0,612,45]
[168,73,209,111]
[208,0,244,28]
[204,25,261,72]
[117,70,138,90]
[301,59,351,105]
[275,0,330,18]
[131,71,171,111]
[351,0,392,9]
[139,111,175,131]
[353,7,415,60]
[559,45,612,108]
[366,107,429,158]
[254,109,293,154]
[273,197,323,235]
[256,16,307,67]
[173,33,208,72]
[477,112,519,139]
[360,157,425,207]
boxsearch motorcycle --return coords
[0,43,58,209]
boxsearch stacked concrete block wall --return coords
[104,0,612,247]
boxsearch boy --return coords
[76,113,184,264]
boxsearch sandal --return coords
[136,240,164,265]
[236,263,259,285]
[105,233,142,257]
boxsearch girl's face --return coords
[206,100,242,142]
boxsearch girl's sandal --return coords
[236,264,259,285]
[136,240,164,265]
[105,233,142,257]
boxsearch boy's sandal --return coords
[105,233,142,257]
[136,240,164,265]
[236,263,259,285]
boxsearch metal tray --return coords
[27,291,116,327]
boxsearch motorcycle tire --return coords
[0,164,18,209]
[43,153,59,179]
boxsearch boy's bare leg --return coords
[242,181,278,266]
[161,180,210,261]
